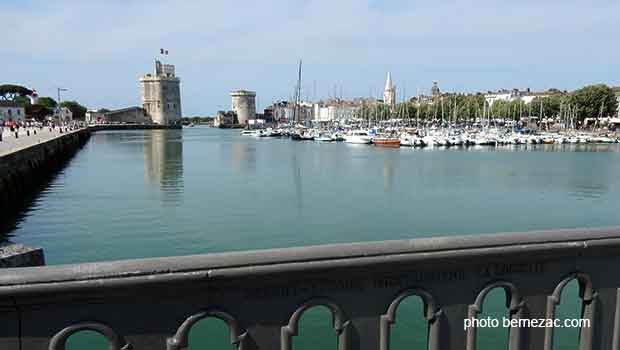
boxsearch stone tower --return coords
[383,72,396,110]
[140,61,182,125]
[230,90,256,125]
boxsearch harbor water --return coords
[4,127,620,349]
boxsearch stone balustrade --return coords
[1,227,619,349]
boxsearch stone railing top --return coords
[1,226,619,295]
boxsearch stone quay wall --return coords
[0,128,91,214]
[0,128,90,268]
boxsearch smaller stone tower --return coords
[231,90,256,125]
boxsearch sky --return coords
[1,0,619,115]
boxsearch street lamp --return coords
[56,88,68,127]
[57,88,68,104]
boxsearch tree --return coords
[28,104,53,121]
[490,100,510,118]
[37,97,58,109]
[59,101,87,120]
[529,95,567,119]
[568,84,618,121]
[0,84,33,100]
[13,95,31,107]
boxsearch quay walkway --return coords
[0,227,619,349]
[0,123,178,158]
[0,127,85,157]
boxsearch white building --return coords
[313,104,359,122]
[0,101,26,122]
[484,89,553,106]
[55,107,73,122]
[85,110,105,124]
[484,92,513,106]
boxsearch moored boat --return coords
[372,136,401,147]
[344,130,372,144]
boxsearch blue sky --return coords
[1,0,618,115]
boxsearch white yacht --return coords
[344,130,372,144]
[241,129,259,136]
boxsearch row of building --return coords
[0,101,73,123]
[214,73,608,127]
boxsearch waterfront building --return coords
[415,82,442,105]
[213,111,238,128]
[0,101,25,122]
[85,110,105,124]
[313,99,360,122]
[268,101,293,123]
[296,101,314,123]
[383,72,396,110]
[85,107,150,124]
[268,100,313,124]
[140,60,182,125]
[54,107,73,122]
[104,107,150,124]
[230,90,256,125]
[484,88,564,106]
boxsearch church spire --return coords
[383,72,396,111]
[385,72,393,91]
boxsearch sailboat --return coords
[290,60,311,140]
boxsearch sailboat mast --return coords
[296,60,302,124]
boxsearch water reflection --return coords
[144,130,184,205]
[231,142,256,174]
[383,156,395,193]
[291,149,304,215]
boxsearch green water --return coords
[5,127,618,349]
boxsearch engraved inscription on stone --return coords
[478,262,544,278]
[243,278,364,299]
[373,270,466,289]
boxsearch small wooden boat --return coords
[542,138,554,144]
[372,137,401,147]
